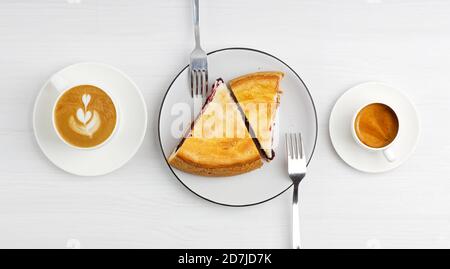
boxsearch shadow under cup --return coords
[52,84,118,150]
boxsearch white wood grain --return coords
[0,0,449,248]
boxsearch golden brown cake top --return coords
[229,71,284,159]
[169,81,262,175]
[229,71,284,103]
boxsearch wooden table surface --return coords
[1,0,449,248]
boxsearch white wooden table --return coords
[0,0,449,249]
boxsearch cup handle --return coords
[383,147,396,162]
[50,73,69,92]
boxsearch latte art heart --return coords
[69,111,101,137]
[75,93,98,135]
[82,94,91,108]
[76,108,93,124]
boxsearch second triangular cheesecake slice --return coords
[169,80,263,176]
[230,71,284,160]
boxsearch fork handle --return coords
[192,0,201,47]
[292,182,301,249]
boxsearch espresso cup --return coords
[50,74,119,150]
[351,102,399,162]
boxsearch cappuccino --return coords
[53,85,117,148]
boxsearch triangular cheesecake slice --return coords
[230,71,284,160]
[169,80,263,177]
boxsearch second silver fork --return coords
[286,133,307,249]
[190,0,208,120]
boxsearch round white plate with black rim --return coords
[33,62,147,176]
[329,82,420,173]
[158,48,318,206]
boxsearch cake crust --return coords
[169,153,262,177]
[229,71,284,89]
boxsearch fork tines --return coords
[190,69,208,98]
[285,133,305,160]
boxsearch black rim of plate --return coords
[157,47,318,207]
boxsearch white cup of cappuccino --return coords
[50,74,119,150]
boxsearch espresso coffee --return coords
[354,103,399,148]
[54,85,117,148]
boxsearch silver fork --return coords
[285,133,307,249]
[190,0,208,119]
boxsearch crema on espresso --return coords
[54,85,117,148]
[354,103,399,149]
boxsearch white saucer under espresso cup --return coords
[351,102,399,162]
[329,82,419,173]
[50,73,120,150]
